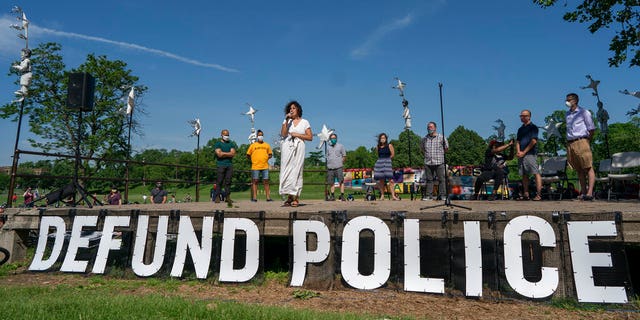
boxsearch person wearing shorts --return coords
[565,93,596,201]
[516,109,542,201]
[246,129,273,202]
[325,133,347,201]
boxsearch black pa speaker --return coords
[67,72,95,111]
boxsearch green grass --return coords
[0,284,379,320]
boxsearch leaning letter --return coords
[29,216,66,271]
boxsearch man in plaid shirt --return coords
[419,122,449,200]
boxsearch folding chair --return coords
[540,156,568,200]
[608,152,640,201]
[594,159,611,199]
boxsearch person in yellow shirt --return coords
[246,130,273,202]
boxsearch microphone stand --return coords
[421,83,471,211]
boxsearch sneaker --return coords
[266,198,273,202]
[421,196,432,201]
[339,194,345,201]
[251,198,257,202]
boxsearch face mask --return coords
[330,138,337,145]
[222,135,229,141]
[257,136,264,141]
[565,101,572,108]
[428,129,436,135]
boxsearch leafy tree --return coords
[0,42,147,189]
[0,172,10,193]
[534,0,640,67]
[446,126,485,166]
[593,120,640,161]
[390,130,423,168]
[345,146,376,169]
[305,150,325,167]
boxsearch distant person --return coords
[246,129,273,202]
[107,186,122,205]
[213,129,238,203]
[471,140,514,200]
[419,121,448,201]
[565,93,596,201]
[516,109,542,201]
[23,187,34,207]
[374,133,399,200]
[326,133,347,201]
[279,101,313,207]
[151,182,167,204]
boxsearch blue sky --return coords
[1,0,639,166]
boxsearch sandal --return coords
[283,195,293,207]
[516,194,530,201]
[532,195,542,201]
[291,199,299,207]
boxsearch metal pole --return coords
[195,134,200,202]
[73,110,83,206]
[438,83,448,198]
[124,111,133,203]
[7,99,26,207]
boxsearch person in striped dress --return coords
[373,133,399,200]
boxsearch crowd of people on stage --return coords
[17,92,600,207]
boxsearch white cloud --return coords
[350,13,415,59]
[1,14,238,72]
[30,25,239,73]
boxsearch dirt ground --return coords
[1,270,638,320]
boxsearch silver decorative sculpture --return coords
[316,124,334,149]
[10,6,30,103]
[392,77,411,130]
[493,119,506,141]
[596,101,609,134]
[580,75,600,96]
[540,118,562,139]
[188,118,201,137]
[243,103,258,125]
[248,127,257,144]
[620,89,640,116]
[243,103,258,143]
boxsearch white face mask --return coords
[257,136,264,141]
[222,135,230,141]
[565,101,573,108]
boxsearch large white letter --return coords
[403,219,444,294]
[61,215,98,272]
[218,218,260,282]
[29,216,66,271]
[92,216,130,274]
[170,216,214,279]
[132,215,169,277]
[464,221,482,297]
[290,220,330,286]
[503,215,558,299]
[341,216,390,290]
[567,221,627,303]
